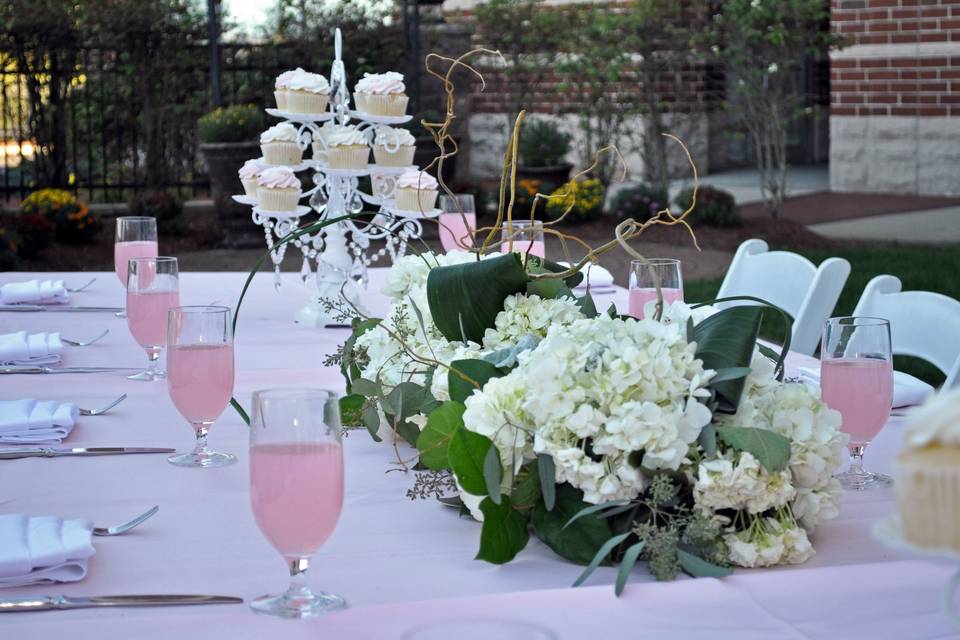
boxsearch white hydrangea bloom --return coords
[482,294,584,350]
[791,479,842,531]
[723,515,814,568]
[694,451,795,515]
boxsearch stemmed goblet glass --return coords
[114,216,158,317]
[628,259,684,319]
[249,388,346,618]
[438,194,476,252]
[126,256,179,381]
[500,220,545,258]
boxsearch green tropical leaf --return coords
[427,253,528,343]
[448,426,496,496]
[526,277,574,300]
[448,359,505,403]
[576,292,598,318]
[483,445,503,504]
[692,306,763,412]
[571,532,631,587]
[677,548,733,578]
[416,401,465,470]
[715,426,791,473]
[537,453,556,511]
[476,496,530,564]
[533,484,614,565]
[615,541,646,596]
[511,462,542,511]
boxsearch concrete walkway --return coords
[669,165,829,206]
[810,206,960,244]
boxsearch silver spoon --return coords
[92,506,159,537]
[62,329,109,347]
[66,278,96,293]
[79,394,127,416]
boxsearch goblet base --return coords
[837,469,892,491]
[250,590,345,619]
[127,369,165,381]
[167,450,236,468]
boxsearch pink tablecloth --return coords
[0,270,955,639]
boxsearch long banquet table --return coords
[1,270,957,639]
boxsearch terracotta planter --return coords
[199,141,262,248]
[515,163,573,191]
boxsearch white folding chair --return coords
[853,275,960,389]
[715,239,851,356]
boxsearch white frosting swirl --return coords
[260,123,299,144]
[275,68,303,90]
[238,158,267,180]
[323,124,368,147]
[374,126,416,146]
[355,71,405,95]
[285,69,329,93]
[397,170,438,190]
[257,167,301,189]
[904,387,960,448]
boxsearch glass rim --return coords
[116,216,156,222]
[252,388,338,402]
[825,316,890,327]
[630,258,681,267]
[169,305,231,315]
[502,219,543,228]
[128,255,178,264]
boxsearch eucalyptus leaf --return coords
[483,445,503,504]
[339,394,365,427]
[571,532,631,587]
[533,484,614,565]
[715,426,791,473]
[448,359,505,403]
[476,496,529,564]
[383,381,429,420]
[677,548,733,578]
[483,335,540,368]
[416,401,465,470]
[361,402,382,443]
[562,499,631,530]
[698,424,717,457]
[448,426,496,496]
[606,303,618,319]
[349,378,381,398]
[693,306,763,412]
[615,541,646,596]
[427,253,528,343]
[511,462,542,511]
[537,453,557,511]
[709,366,752,384]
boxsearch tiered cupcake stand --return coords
[232,28,440,327]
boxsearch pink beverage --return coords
[821,357,893,445]
[500,240,545,258]
[439,212,476,252]
[126,290,179,348]
[250,442,344,558]
[628,287,684,319]
[167,344,235,425]
[115,240,158,285]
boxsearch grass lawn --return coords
[685,244,960,386]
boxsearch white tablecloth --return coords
[0,270,954,639]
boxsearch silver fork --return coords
[66,278,96,293]
[62,329,109,347]
[92,506,159,537]
[79,394,127,416]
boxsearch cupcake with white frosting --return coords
[394,169,438,212]
[273,68,300,110]
[260,123,302,166]
[372,126,416,167]
[256,166,301,212]
[238,159,268,199]
[895,387,960,552]
[323,124,370,170]
[353,72,408,117]
[283,69,330,115]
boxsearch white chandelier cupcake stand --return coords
[232,28,440,327]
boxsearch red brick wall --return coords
[830,0,960,117]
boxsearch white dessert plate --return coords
[348,110,413,125]
[311,164,371,178]
[252,205,310,219]
[231,195,257,206]
[368,164,418,175]
[255,157,313,173]
[872,514,960,561]
[265,108,335,123]
[384,206,442,220]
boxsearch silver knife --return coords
[0,305,123,312]
[0,594,243,612]
[0,447,176,460]
[0,366,140,374]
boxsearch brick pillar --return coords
[830,0,960,196]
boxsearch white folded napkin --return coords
[0,331,64,365]
[0,399,79,444]
[0,279,69,305]
[798,366,935,408]
[0,514,95,588]
[559,262,616,291]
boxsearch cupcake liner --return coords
[311,141,328,164]
[241,178,259,198]
[327,145,371,170]
[373,144,415,167]
[285,91,330,116]
[357,93,409,117]
[353,92,368,113]
[396,188,438,212]
[256,186,301,212]
[896,453,960,551]
[274,90,287,110]
[261,141,303,166]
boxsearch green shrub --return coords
[608,183,668,220]
[129,190,185,236]
[197,104,262,143]
[0,227,19,270]
[518,119,572,167]
[21,189,101,245]
[545,178,603,224]
[674,185,741,228]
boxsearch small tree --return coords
[704,0,839,217]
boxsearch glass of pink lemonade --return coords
[166,305,236,468]
[249,388,346,618]
[114,217,158,317]
[628,259,683,319]
[126,256,179,381]
[821,316,893,490]
[500,220,545,258]
[438,194,477,252]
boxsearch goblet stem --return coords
[848,444,866,476]
[285,557,312,601]
[192,425,211,456]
